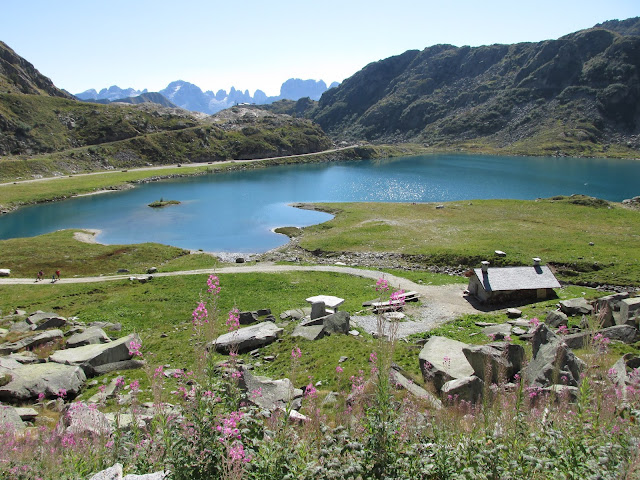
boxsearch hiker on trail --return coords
[37,270,43,282]
[56,269,60,280]
[51,274,56,283]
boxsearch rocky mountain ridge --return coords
[76,78,340,115]
[305,17,640,157]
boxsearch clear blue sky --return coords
[3,0,639,96]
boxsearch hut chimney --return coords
[481,261,490,273]
[533,257,541,266]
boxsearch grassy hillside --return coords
[308,20,640,158]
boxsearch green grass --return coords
[0,229,201,277]
[0,270,427,397]
[298,197,640,286]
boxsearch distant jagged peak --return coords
[0,41,74,98]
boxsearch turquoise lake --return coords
[0,153,638,253]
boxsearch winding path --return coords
[0,264,480,331]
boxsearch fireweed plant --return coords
[2,275,640,479]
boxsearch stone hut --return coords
[467,258,561,304]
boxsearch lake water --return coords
[0,153,638,253]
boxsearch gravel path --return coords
[0,264,479,337]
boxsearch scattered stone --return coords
[322,391,340,405]
[0,329,64,355]
[291,324,325,341]
[522,324,585,388]
[390,368,442,410]
[494,250,506,257]
[240,371,303,411]
[618,297,640,326]
[0,405,25,431]
[5,352,41,364]
[506,308,522,319]
[349,330,360,336]
[263,355,275,362]
[512,327,527,336]
[239,311,258,325]
[475,321,497,327]
[596,293,630,328]
[339,356,348,363]
[559,298,593,316]
[441,375,484,403]
[26,312,67,331]
[419,336,474,391]
[49,333,141,376]
[508,319,531,328]
[482,323,512,339]
[321,311,350,335]
[93,359,146,376]
[14,407,38,421]
[87,463,168,480]
[117,269,130,273]
[66,327,111,348]
[147,267,158,274]
[280,308,310,320]
[0,362,86,402]
[257,308,271,317]
[213,322,283,353]
[545,310,568,328]
[543,384,580,403]
[87,376,124,404]
[58,402,111,436]
[235,257,245,264]
[0,269,10,277]
[463,342,524,384]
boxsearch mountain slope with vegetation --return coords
[309,18,640,158]
[0,42,332,178]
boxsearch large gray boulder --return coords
[441,375,484,403]
[545,310,568,328]
[462,342,524,384]
[49,333,140,376]
[419,336,474,391]
[596,293,629,328]
[609,353,640,390]
[522,324,585,388]
[213,322,283,353]
[26,312,67,331]
[0,362,86,402]
[617,297,640,326]
[239,370,303,411]
[66,327,111,348]
[58,402,111,437]
[322,311,350,335]
[0,405,25,432]
[87,463,169,480]
[291,324,326,341]
[559,298,593,316]
[564,324,639,349]
[0,329,64,355]
[390,368,442,410]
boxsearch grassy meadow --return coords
[298,196,640,286]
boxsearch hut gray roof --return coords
[472,265,561,292]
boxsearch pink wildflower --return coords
[129,380,140,393]
[226,308,240,331]
[376,278,389,292]
[390,289,406,306]
[207,275,221,295]
[369,351,378,364]
[192,302,208,326]
[291,346,302,359]
[154,365,164,378]
[57,388,67,399]
[128,339,142,357]
[305,383,317,399]
[336,365,343,374]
